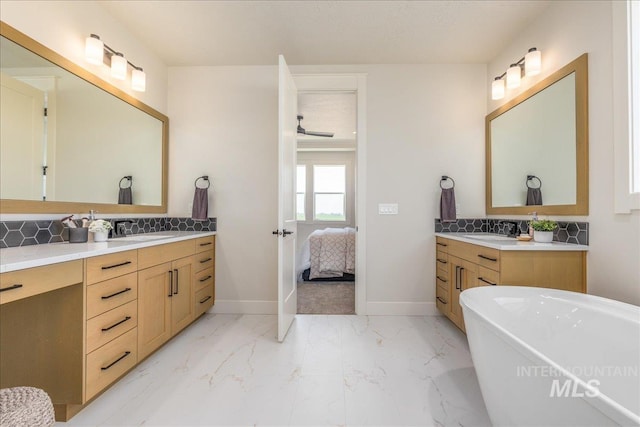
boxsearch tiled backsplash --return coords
[435,218,589,245]
[0,217,217,248]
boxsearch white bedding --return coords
[298,227,356,280]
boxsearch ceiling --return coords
[98,1,550,67]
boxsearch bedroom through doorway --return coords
[295,90,357,315]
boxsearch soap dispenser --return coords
[528,211,538,237]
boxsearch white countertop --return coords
[0,231,217,273]
[435,232,589,251]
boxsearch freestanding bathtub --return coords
[460,286,640,426]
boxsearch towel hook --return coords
[195,175,211,189]
[119,175,132,189]
[526,175,542,189]
[440,175,455,189]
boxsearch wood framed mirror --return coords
[0,21,168,214]
[486,53,588,215]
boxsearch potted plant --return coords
[529,219,558,243]
[88,219,112,242]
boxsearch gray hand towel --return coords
[118,187,132,204]
[526,188,543,205]
[192,187,208,220]
[440,187,456,223]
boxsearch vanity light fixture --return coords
[84,34,146,92]
[491,47,542,100]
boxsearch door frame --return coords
[293,74,367,315]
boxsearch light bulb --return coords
[506,64,521,89]
[85,34,103,65]
[492,77,505,100]
[525,47,542,76]
[111,53,127,80]
[131,68,146,92]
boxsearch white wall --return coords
[487,0,640,305]
[0,1,167,114]
[168,63,486,314]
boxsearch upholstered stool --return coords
[0,387,55,427]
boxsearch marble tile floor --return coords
[60,314,491,427]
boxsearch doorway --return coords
[292,74,367,315]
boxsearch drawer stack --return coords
[193,235,215,317]
[85,250,139,401]
[435,237,449,313]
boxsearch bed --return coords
[297,227,356,281]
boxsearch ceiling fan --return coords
[296,115,334,138]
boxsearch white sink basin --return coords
[109,234,172,242]
[464,234,515,242]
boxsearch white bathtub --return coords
[460,286,640,427]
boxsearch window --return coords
[313,165,346,221]
[296,165,306,220]
[631,0,640,193]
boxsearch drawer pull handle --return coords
[101,261,132,270]
[436,258,447,264]
[436,242,448,247]
[168,271,173,297]
[199,257,213,264]
[199,295,212,304]
[436,275,447,283]
[199,275,212,282]
[455,266,460,290]
[478,254,497,262]
[101,316,132,332]
[0,284,23,293]
[101,351,131,371]
[199,242,212,246]
[436,296,448,304]
[478,277,497,286]
[101,288,132,300]
[173,269,179,295]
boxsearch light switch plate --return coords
[378,203,398,215]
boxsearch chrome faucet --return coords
[88,210,96,221]
[501,221,519,237]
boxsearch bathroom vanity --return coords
[0,232,215,421]
[434,233,587,332]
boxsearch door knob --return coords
[272,230,282,236]
[282,229,294,236]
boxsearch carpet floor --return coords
[297,281,355,315]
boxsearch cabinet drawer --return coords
[138,240,195,270]
[195,235,215,254]
[436,271,448,288]
[86,327,137,400]
[475,247,501,271]
[86,300,138,353]
[195,285,214,318]
[86,251,137,285]
[0,260,82,305]
[436,284,448,311]
[436,251,448,274]
[193,252,214,273]
[477,266,499,286]
[435,237,449,253]
[194,267,214,293]
[87,273,137,319]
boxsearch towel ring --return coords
[440,175,455,189]
[195,175,211,189]
[119,175,132,189]
[526,175,542,189]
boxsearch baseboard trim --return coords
[365,301,439,316]
[210,299,277,314]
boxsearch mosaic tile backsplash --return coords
[0,217,217,249]
[435,218,589,245]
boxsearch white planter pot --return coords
[533,230,553,243]
[93,230,108,242]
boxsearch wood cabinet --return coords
[436,236,586,332]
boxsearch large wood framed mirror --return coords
[486,53,588,215]
[0,21,168,214]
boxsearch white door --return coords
[277,55,298,342]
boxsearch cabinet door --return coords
[138,262,172,360]
[448,256,465,330]
[170,256,194,336]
